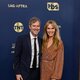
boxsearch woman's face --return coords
[46,24,56,37]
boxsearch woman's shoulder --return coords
[58,40,64,49]
[59,39,64,45]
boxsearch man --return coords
[14,17,42,80]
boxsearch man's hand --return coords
[16,74,23,80]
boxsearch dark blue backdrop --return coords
[0,0,79,80]
[73,0,80,80]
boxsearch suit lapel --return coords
[38,37,42,54]
[26,34,42,57]
[26,33,31,53]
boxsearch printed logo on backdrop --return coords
[58,25,61,29]
[11,43,15,54]
[14,22,24,33]
[8,3,28,8]
[47,2,59,11]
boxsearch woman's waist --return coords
[41,59,54,62]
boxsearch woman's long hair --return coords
[42,20,61,49]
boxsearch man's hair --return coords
[29,17,41,26]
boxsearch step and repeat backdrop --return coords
[74,0,80,79]
[0,0,79,80]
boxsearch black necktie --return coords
[33,38,37,69]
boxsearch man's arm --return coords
[14,36,23,77]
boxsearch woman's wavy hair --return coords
[42,20,61,48]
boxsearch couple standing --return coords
[14,17,64,80]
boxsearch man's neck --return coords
[30,32,38,38]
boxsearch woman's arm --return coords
[51,41,64,80]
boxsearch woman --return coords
[40,20,64,80]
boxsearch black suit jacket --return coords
[14,33,42,79]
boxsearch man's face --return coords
[29,21,40,37]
